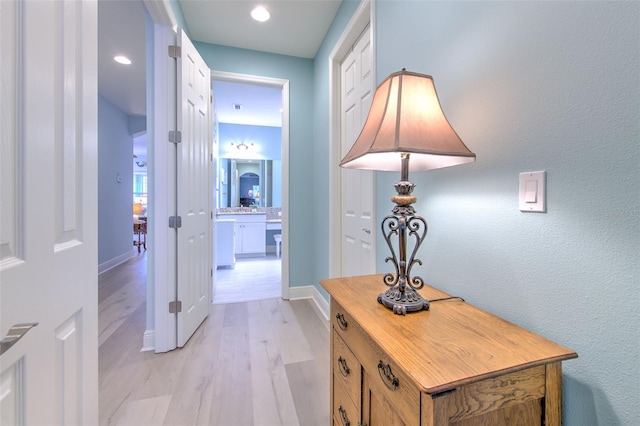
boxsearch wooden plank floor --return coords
[214,256,282,304]
[99,251,330,426]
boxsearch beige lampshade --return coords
[340,69,476,171]
[133,203,143,216]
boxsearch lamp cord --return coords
[428,296,465,303]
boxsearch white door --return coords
[0,0,98,424]
[340,25,375,277]
[175,29,211,347]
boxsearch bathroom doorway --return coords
[211,71,290,303]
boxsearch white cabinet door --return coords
[233,222,266,255]
[240,222,266,254]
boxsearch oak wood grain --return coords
[321,274,577,395]
[324,274,577,426]
[447,366,545,422]
[545,362,563,426]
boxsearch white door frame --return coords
[328,0,375,277]
[142,0,178,352]
[211,70,291,300]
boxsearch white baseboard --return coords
[98,250,136,275]
[288,285,330,322]
[141,329,155,352]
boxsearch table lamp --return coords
[340,69,476,315]
[133,202,143,220]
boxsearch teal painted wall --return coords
[370,1,638,425]
[194,42,315,288]
[98,95,134,265]
[169,0,190,38]
[171,1,639,422]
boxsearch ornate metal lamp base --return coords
[378,285,430,315]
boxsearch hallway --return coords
[98,252,329,425]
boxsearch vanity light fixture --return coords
[251,6,270,22]
[114,55,132,65]
[340,69,476,315]
[232,141,254,151]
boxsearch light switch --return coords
[519,171,546,212]
[524,180,537,203]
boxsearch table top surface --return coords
[321,274,578,394]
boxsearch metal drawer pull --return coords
[0,323,38,356]
[338,356,350,377]
[338,405,350,426]
[378,360,399,391]
[335,313,348,330]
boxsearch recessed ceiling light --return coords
[114,55,132,65]
[251,6,270,22]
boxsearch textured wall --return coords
[374,2,639,425]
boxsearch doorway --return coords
[211,71,290,303]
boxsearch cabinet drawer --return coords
[333,374,360,426]
[331,301,420,426]
[332,331,361,407]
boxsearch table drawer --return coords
[333,374,360,426]
[331,300,420,426]
[332,331,361,407]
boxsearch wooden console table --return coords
[321,275,577,426]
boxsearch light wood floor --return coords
[99,251,330,426]
[214,256,282,304]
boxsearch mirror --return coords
[218,159,281,207]
[213,85,282,209]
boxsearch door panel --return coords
[0,0,98,423]
[176,29,211,347]
[341,25,375,277]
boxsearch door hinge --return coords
[169,300,182,314]
[169,216,182,229]
[169,130,182,144]
[168,45,181,59]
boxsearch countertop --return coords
[216,211,266,215]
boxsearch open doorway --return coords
[211,71,290,303]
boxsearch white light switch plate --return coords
[519,171,546,212]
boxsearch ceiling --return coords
[98,0,341,156]
[180,0,341,59]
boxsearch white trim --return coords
[328,1,375,279]
[210,70,291,300]
[288,285,330,322]
[151,22,178,353]
[141,329,155,352]
[98,250,135,275]
[142,0,176,28]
